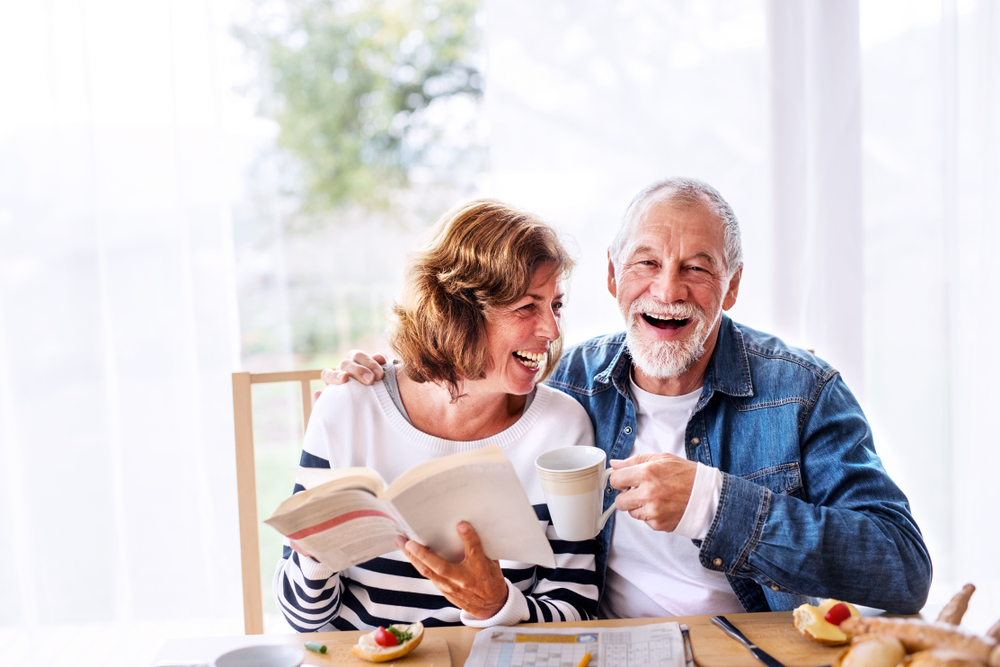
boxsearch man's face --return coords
[608,197,741,384]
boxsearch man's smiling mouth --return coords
[642,313,689,330]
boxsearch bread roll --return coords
[986,618,1000,643]
[906,648,986,667]
[840,617,998,665]
[937,585,976,626]
[832,634,906,667]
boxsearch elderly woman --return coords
[274,199,598,632]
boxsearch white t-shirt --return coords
[599,375,744,618]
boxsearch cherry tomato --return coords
[824,602,852,626]
[374,626,399,647]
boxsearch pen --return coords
[576,653,591,667]
[680,624,694,667]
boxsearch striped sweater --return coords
[273,376,600,631]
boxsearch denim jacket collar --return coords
[593,315,754,404]
[701,315,754,403]
[593,338,632,395]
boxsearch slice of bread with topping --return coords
[793,599,861,646]
[352,622,424,663]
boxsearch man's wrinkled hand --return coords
[395,521,508,620]
[312,351,388,402]
[609,452,697,533]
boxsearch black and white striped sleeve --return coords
[273,543,345,632]
[522,503,601,623]
[272,442,345,632]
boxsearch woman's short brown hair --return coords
[389,199,574,399]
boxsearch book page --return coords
[385,444,508,498]
[465,623,685,667]
[293,466,387,494]
[388,451,555,568]
[265,488,411,572]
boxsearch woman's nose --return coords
[538,307,560,340]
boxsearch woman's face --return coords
[481,265,564,396]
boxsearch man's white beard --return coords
[624,298,716,379]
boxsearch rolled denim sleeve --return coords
[699,374,932,614]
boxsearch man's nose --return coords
[649,269,687,303]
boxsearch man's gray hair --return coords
[609,177,744,276]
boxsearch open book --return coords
[265,445,556,572]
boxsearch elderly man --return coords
[331,177,932,617]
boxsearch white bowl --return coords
[214,645,304,667]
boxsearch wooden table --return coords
[152,612,845,667]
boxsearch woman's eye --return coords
[552,302,563,313]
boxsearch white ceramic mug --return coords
[535,446,616,541]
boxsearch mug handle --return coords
[597,466,615,531]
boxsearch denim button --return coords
[691,437,700,445]
[712,557,723,567]
[624,426,632,435]
[606,487,613,495]
[771,585,780,591]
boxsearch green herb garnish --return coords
[387,626,413,643]
[305,641,327,654]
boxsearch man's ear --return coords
[607,251,617,298]
[723,266,742,310]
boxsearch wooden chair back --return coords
[232,370,322,635]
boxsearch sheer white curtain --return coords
[769,0,864,394]
[859,0,1000,631]
[0,0,250,664]
[2,2,999,665]
[483,0,999,630]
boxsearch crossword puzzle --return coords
[483,631,675,667]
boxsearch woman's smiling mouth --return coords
[513,350,544,370]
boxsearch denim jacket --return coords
[546,315,931,614]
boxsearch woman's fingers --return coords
[401,539,451,580]
[456,521,486,557]
[397,523,507,619]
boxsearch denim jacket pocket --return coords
[742,462,803,499]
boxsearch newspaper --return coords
[464,623,686,667]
